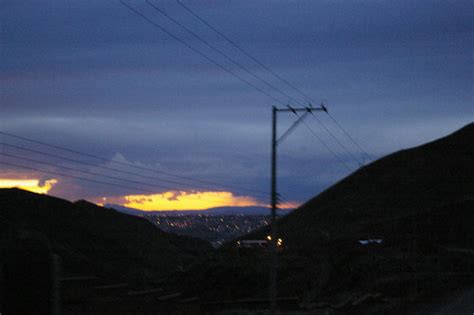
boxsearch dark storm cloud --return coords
[1,0,473,203]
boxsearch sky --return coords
[1,0,473,211]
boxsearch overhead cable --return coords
[175,0,371,163]
[119,0,286,106]
[146,0,301,105]
[0,131,268,196]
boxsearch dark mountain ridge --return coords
[0,188,211,287]
[179,123,474,314]
[272,122,474,246]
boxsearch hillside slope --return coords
[276,122,473,247]
[0,188,211,286]
[180,123,474,313]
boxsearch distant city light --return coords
[358,239,383,245]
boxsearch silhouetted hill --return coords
[179,123,474,313]
[0,188,211,287]
[266,122,474,247]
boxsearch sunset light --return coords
[122,191,262,211]
[0,178,58,194]
[278,201,300,209]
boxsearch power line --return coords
[119,0,286,106]
[309,113,363,166]
[0,130,268,196]
[146,0,301,105]
[0,141,267,197]
[325,111,372,162]
[174,0,371,164]
[0,142,195,189]
[0,151,262,204]
[0,151,174,193]
[118,1,364,186]
[276,110,311,145]
[277,110,355,172]
[122,0,368,170]
[175,0,315,105]
[121,0,366,195]
[300,120,353,172]
[0,160,155,194]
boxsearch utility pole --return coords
[270,106,278,314]
[269,104,324,314]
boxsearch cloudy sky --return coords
[1,0,472,210]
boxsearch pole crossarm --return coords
[276,105,325,145]
[274,105,325,113]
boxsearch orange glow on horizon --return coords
[122,191,262,211]
[278,201,301,209]
[0,178,58,194]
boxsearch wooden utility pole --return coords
[269,105,324,314]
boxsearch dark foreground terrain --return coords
[174,123,474,314]
[0,189,211,314]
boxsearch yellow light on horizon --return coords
[122,190,262,211]
[278,201,300,209]
[0,178,58,194]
